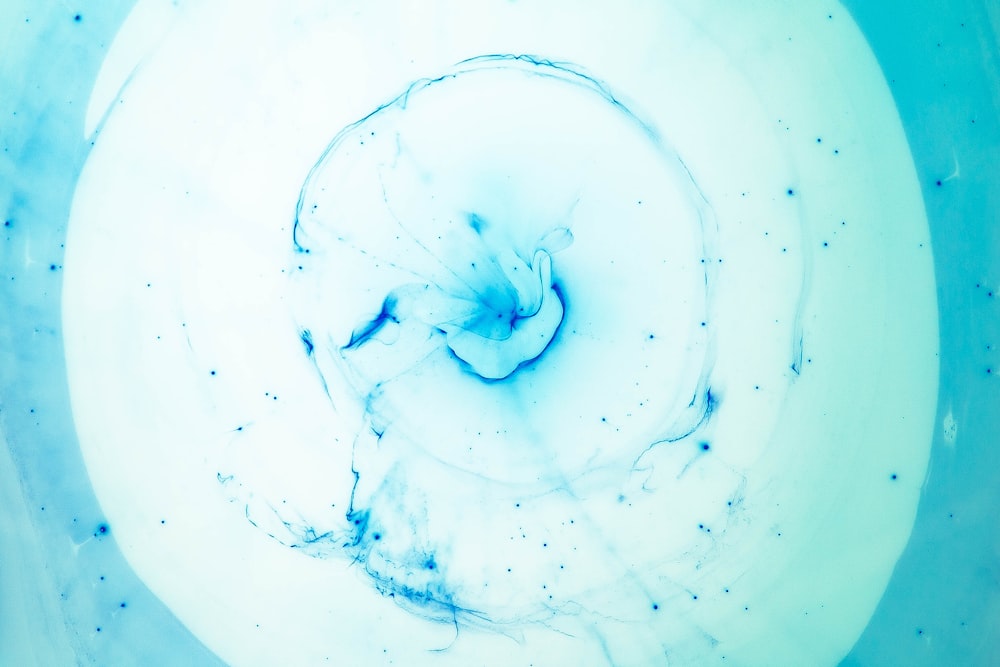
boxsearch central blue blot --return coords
[436,242,563,380]
[349,220,569,381]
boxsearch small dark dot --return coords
[822,242,829,247]
[372,533,381,540]
[787,188,795,196]
[209,370,216,376]
[3,220,10,227]
[916,628,924,636]
[160,519,165,524]
[692,595,698,600]
[96,627,101,632]
[816,137,822,143]
[120,602,127,608]
[49,264,58,271]
[652,603,659,610]
[74,14,82,22]
[936,180,942,187]
[891,473,898,480]
[701,442,710,451]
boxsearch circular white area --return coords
[282,54,719,627]
[64,2,938,665]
